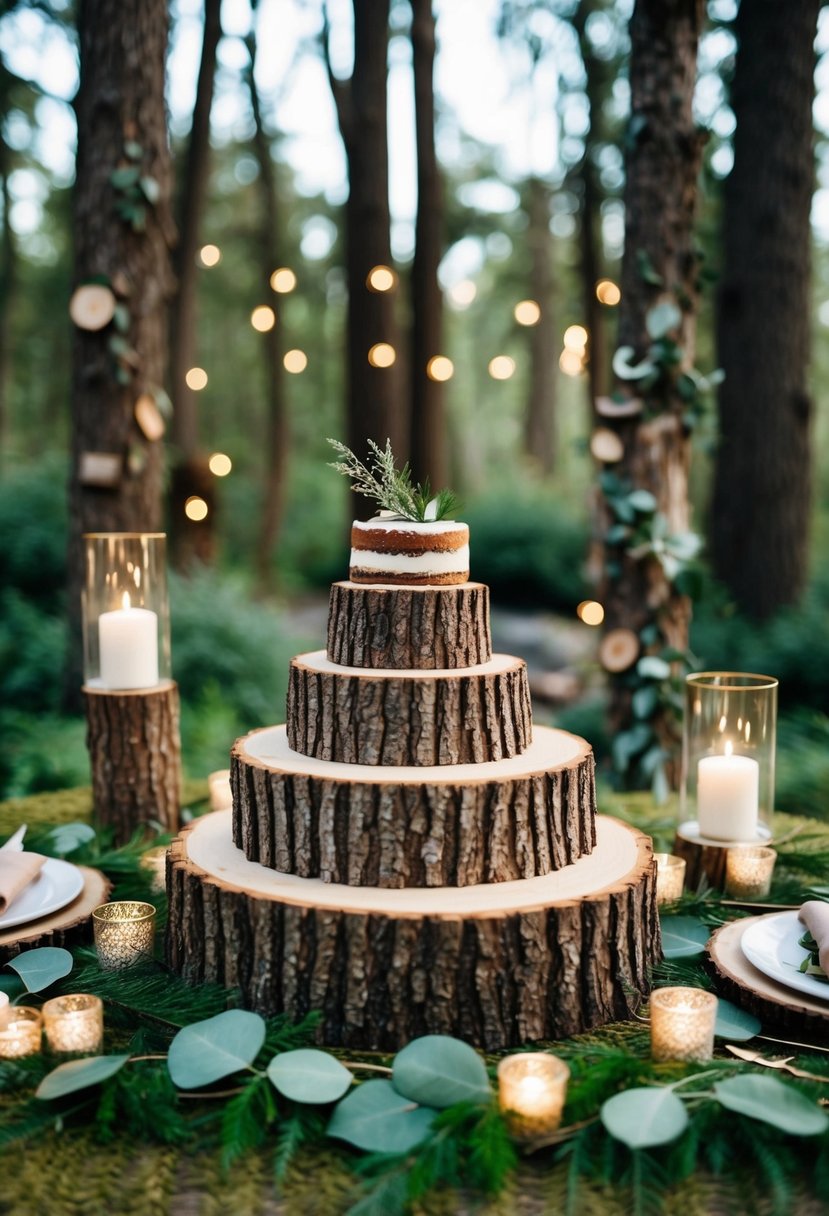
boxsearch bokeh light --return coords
[284,349,308,373]
[427,355,454,381]
[563,324,589,352]
[199,244,221,267]
[514,299,541,326]
[447,280,477,309]
[185,367,208,390]
[577,600,605,626]
[366,265,397,292]
[184,496,209,521]
[208,452,232,477]
[251,305,276,332]
[559,350,584,376]
[488,355,515,380]
[368,342,396,368]
[596,279,621,306]
[270,268,297,293]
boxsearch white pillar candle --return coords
[697,744,759,841]
[98,592,159,690]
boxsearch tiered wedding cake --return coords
[167,451,658,1050]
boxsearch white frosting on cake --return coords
[349,545,470,574]
[352,519,463,535]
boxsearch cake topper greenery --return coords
[327,437,461,522]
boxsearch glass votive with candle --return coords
[679,673,777,846]
[726,845,777,899]
[82,533,170,691]
[42,994,103,1055]
[650,987,718,1063]
[654,853,686,905]
[497,1052,570,1140]
[0,1005,42,1058]
[93,901,156,969]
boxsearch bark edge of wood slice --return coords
[232,723,597,887]
[166,811,659,1051]
[286,651,532,766]
[326,581,492,669]
[0,866,111,964]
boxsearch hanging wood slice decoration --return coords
[134,393,166,441]
[599,627,640,673]
[590,427,624,464]
[69,283,117,331]
[78,452,122,488]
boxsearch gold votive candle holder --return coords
[42,994,104,1055]
[650,987,718,1063]
[497,1052,570,1139]
[0,1006,42,1058]
[654,853,686,905]
[725,845,777,899]
[92,901,156,969]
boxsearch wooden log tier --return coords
[84,680,182,846]
[231,724,597,888]
[286,650,532,766]
[326,581,491,669]
[166,811,659,1052]
[0,867,111,965]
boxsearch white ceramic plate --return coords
[0,859,85,932]
[741,910,829,1002]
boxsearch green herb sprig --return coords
[327,438,461,522]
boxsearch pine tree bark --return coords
[66,0,174,704]
[0,116,17,468]
[325,0,404,499]
[523,177,556,473]
[409,0,446,487]
[711,0,817,618]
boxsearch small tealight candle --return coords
[93,901,156,970]
[650,987,717,1063]
[98,592,159,690]
[208,769,233,812]
[726,846,777,899]
[0,1006,42,1058]
[654,854,686,905]
[497,1052,570,1139]
[42,994,103,1055]
[697,743,759,841]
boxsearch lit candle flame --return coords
[724,740,733,757]
[121,591,131,611]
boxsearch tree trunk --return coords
[523,177,556,473]
[711,0,817,618]
[0,129,16,467]
[247,8,289,593]
[601,0,704,759]
[409,0,446,487]
[325,0,404,505]
[66,0,174,705]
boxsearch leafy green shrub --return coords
[0,456,67,606]
[0,712,88,798]
[776,709,829,822]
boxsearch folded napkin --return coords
[0,852,46,915]
[799,900,829,975]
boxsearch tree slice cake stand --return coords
[231,724,597,888]
[167,811,658,1052]
[707,918,829,1045]
[0,867,111,965]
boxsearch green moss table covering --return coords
[0,786,828,1216]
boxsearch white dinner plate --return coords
[741,910,829,1003]
[0,858,85,932]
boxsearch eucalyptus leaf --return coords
[651,762,670,806]
[659,918,710,960]
[713,1075,829,1136]
[612,723,652,771]
[636,249,664,287]
[637,655,671,681]
[714,999,761,1042]
[37,1055,130,1101]
[7,947,73,992]
[140,176,160,204]
[628,489,658,514]
[392,1035,491,1108]
[167,1010,266,1089]
[646,301,682,340]
[632,685,658,720]
[267,1049,353,1104]
[612,345,655,382]
[328,1080,436,1154]
[124,140,143,160]
[111,166,140,189]
[601,1086,688,1149]
[48,822,96,856]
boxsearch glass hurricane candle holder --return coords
[42,994,103,1055]
[680,673,777,846]
[93,901,156,969]
[654,854,686,906]
[497,1053,570,1139]
[82,533,171,690]
[726,846,777,900]
[0,1006,42,1058]
[650,987,718,1063]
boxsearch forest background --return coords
[1,0,828,823]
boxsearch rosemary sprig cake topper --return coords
[327,437,461,522]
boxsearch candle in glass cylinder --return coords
[98,592,159,690]
[697,742,759,841]
[0,1006,42,1058]
[497,1053,570,1139]
[654,854,686,905]
[726,846,777,899]
[43,994,103,1054]
[650,987,717,1063]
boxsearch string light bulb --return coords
[366,265,397,292]
[251,306,276,332]
[184,496,208,521]
[185,367,208,391]
[577,600,604,626]
[514,300,541,326]
[208,453,232,477]
[199,244,221,268]
[596,279,621,306]
[270,268,297,293]
[559,350,584,376]
[368,343,396,368]
[488,355,515,380]
[427,356,454,382]
[447,280,477,309]
[563,325,588,352]
[284,349,308,374]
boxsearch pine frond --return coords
[220,1075,276,1171]
[327,438,460,521]
[68,956,235,1030]
[274,1108,324,1185]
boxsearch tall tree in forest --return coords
[711,0,818,618]
[66,0,174,697]
[409,0,446,488]
[0,70,18,467]
[597,0,704,790]
[246,2,289,591]
[324,0,404,497]
[523,176,556,473]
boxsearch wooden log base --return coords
[232,724,597,888]
[326,581,491,670]
[707,918,829,1045]
[84,680,182,846]
[0,867,111,965]
[287,651,532,766]
[166,812,659,1052]
[673,824,774,891]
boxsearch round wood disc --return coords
[69,283,116,331]
[166,811,658,1051]
[0,867,112,965]
[231,723,597,887]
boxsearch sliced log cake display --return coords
[231,724,597,888]
[167,811,658,1052]
[287,651,532,766]
[327,581,491,669]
